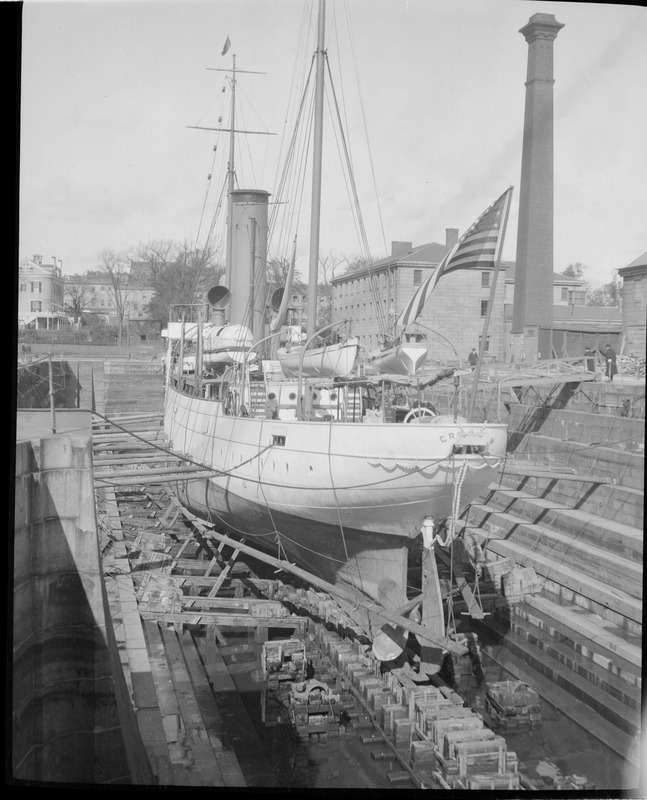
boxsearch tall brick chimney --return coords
[445,228,459,248]
[512,13,564,360]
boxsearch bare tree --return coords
[64,282,94,325]
[100,248,132,345]
[266,255,302,288]
[135,239,224,324]
[318,251,350,286]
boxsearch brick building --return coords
[18,254,67,329]
[330,232,590,365]
[618,252,647,358]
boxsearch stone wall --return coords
[12,431,152,784]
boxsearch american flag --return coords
[396,186,513,330]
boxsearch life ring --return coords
[404,406,436,423]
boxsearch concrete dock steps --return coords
[495,469,644,529]
[511,434,644,490]
[488,621,641,739]
[463,503,643,601]
[480,488,643,561]
[481,639,641,768]
[507,404,644,449]
[463,523,642,627]
[513,595,642,691]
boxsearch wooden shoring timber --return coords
[93,430,166,442]
[142,611,308,631]
[435,546,485,620]
[93,442,169,453]
[179,597,281,612]
[171,559,251,576]
[94,465,218,480]
[155,624,230,786]
[192,525,467,656]
[500,467,612,483]
[175,576,275,591]
[94,471,217,486]
[93,453,185,466]
[93,411,163,423]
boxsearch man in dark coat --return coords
[468,348,478,369]
[604,344,617,382]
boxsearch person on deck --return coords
[264,393,279,419]
[468,348,478,370]
[604,344,617,382]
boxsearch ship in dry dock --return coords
[163,0,511,656]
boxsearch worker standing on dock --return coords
[604,344,617,382]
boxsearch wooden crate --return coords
[393,718,415,744]
[431,715,485,746]
[443,728,496,759]
[464,772,520,790]
[381,703,408,734]
[410,740,436,765]
[455,736,507,778]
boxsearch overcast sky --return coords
[19,0,647,286]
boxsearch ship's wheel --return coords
[404,406,436,423]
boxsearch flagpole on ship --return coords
[466,186,514,422]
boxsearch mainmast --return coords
[194,55,273,315]
[226,55,237,293]
[306,0,326,340]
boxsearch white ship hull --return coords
[163,381,506,612]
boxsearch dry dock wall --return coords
[12,428,152,784]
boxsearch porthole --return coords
[330,392,337,401]
[289,392,297,400]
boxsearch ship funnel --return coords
[207,285,231,310]
[269,288,284,313]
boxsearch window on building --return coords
[480,300,488,317]
[20,283,26,292]
[30,281,42,293]
[478,335,490,352]
[30,300,42,312]
[413,269,422,286]
[561,287,569,301]
[481,272,490,288]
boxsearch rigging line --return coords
[202,160,228,253]
[272,86,315,268]
[194,141,220,248]
[92,408,274,479]
[324,61,388,335]
[341,0,387,255]
[325,60,371,260]
[271,1,314,198]
[269,54,314,231]
[327,418,351,564]
[269,57,316,256]
[264,526,352,567]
